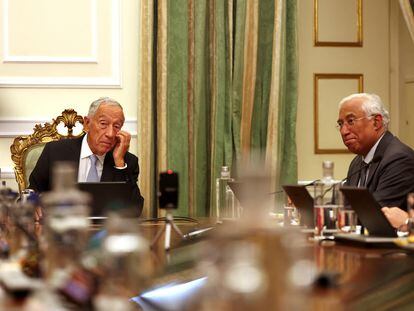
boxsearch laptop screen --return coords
[78,182,133,217]
[282,185,314,228]
[340,187,397,237]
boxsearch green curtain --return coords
[150,0,298,216]
[276,0,298,187]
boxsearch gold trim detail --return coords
[10,109,85,192]
[314,0,363,47]
[313,73,364,154]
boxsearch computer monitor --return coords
[340,187,397,237]
[78,182,135,218]
[282,185,314,228]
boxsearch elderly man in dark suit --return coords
[338,93,414,227]
[29,97,144,216]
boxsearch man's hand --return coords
[112,130,131,167]
[381,207,408,229]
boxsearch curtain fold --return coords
[139,0,298,217]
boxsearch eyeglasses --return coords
[336,115,374,130]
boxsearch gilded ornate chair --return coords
[10,109,85,193]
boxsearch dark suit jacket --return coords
[345,131,414,210]
[29,136,144,216]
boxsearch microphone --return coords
[340,155,382,184]
[303,179,321,187]
[317,155,382,203]
[269,190,285,195]
[270,179,321,195]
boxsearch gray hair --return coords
[339,93,390,129]
[88,97,123,117]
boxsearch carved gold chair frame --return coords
[10,109,85,193]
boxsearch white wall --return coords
[0,0,141,190]
[396,1,414,147]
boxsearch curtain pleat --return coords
[251,0,275,154]
[138,0,154,218]
[240,0,258,158]
[157,0,168,175]
[193,1,211,216]
[166,0,190,214]
[276,0,298,187]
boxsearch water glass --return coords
[314,204,339,238]
[313,182,340,239]
[284,205,299,226]
[337,208,358,233]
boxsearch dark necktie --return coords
[359,161,369,187]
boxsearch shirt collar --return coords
[362,133,385,164]
[80,134,106,165]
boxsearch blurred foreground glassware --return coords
[9,190,42,277]
[0,181,19,258]
[41,162,91,283]
[94,214,152,310]
[186,221,315,310]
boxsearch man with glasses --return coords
[338,93,414,213]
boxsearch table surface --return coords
[2,219,414,310]
[139,220,414,311]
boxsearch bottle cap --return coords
[322,161,334,169]
[221,166,231,178]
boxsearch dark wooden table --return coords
[138,220,414,310]
[1,219,414,310]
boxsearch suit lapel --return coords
[348,157,363,186]
[70,136,84,159]
[68,136,84,177]
[365,131,392,187]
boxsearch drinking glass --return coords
[313,183,340,239]
[337,208,358,233]
[337,189,358,233]
[284,197,299,226]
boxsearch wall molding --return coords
[0,118,137,138]
[0,167,14,180]
[3,0,98,63]
[406,75,414,84]
[0,0,121,88]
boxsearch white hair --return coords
[88,97,123,117]
[339,93,390,129]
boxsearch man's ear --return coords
[83,116,90,132]
[373,114,383,130]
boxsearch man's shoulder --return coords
[43,136,83,153]
[385,134,414,158]
[124,150,138,162]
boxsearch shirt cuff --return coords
[114,163,128,170]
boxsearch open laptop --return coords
[282,185,314,228]
[78,182,132,219]
[335,187,398,246]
